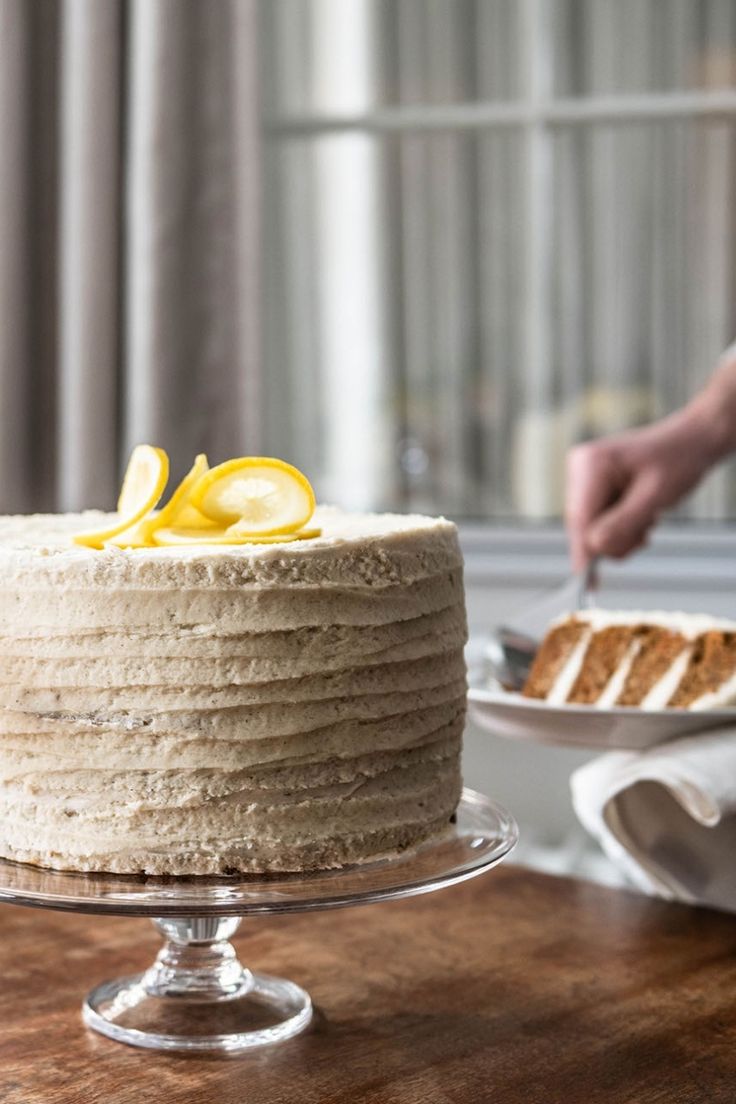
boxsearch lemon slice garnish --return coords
[74,446,169,549]
[189,457,316,534]
[144,453,209,534]
[225,523,322,542]
[108,454,212,547]
[106,516,159,548]
[169,503,220,530]
[72,450,318,551]
[152,526,322,547]
[117,445,169,514]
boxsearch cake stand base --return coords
[82,917,312,1053]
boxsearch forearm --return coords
[680,347,736,466]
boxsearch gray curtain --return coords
[0,0,262,514]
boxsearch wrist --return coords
[679,376,736,466]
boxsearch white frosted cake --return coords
[0,506,466,874]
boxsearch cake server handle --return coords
[577,556,600,610]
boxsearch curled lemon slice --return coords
[144,453,210,535]
[110,455,217,547]
[225,518,322,540]
[169,503,220,530]
[189,457,315,534]
[152,526,322,547]
[74,445,169,549]
[106,516,159,549]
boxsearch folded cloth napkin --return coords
[571,728,736,912]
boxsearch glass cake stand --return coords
[0,789,517,1054]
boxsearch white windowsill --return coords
[458,522,736,593]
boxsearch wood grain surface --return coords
[1,865,736,1104]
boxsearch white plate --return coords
[467,684,736,750]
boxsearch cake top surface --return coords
[0,505,461,589]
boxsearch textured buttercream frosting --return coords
[0,506,466,873]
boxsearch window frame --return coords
[261,0,736,543]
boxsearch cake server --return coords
[483,557,600,690]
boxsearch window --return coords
[260,0,736,521]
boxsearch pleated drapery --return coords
[0,0,262,514]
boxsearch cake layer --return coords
[0,614,466,687]
[668,631,736,709]
[0,603,466,657]
[616,628,689,708]
[522,619,588,704]
[0,571,462,633]
[0,649,467,712]
[0,737,462,874]
[0,506,467,873]
[0,506,463,589]
[0,814,458,875]
[0,676,466,741]
[0,703,466,771]
[0,729,460,807]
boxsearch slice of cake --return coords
[0,456,467,875]
[522,610,736,711]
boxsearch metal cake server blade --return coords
[483,557,600,690]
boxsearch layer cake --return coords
[0,506,466,873]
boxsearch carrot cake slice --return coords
[522,611,736,711]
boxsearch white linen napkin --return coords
[571,728,736,912]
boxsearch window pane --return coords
[548,118,736,519]
[261,1,736,522]
[383,0,522,107]
[261,0,522,117]
[262,129,526,516]
[553,0,736,96]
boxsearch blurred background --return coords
[4,0,736,878]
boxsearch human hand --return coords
[565,411,717,572]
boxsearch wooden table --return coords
[2,866,736,1104]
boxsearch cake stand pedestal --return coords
[0,789,517,1054]
[84,915,314,1052]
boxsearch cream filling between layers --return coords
[595,638,642,708]
[546,628,593,706]
[639,645,693,710]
